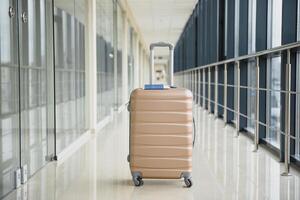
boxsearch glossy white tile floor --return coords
[4,106,300,200]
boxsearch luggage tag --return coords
[144,84,177,90]
[144,84,164,90]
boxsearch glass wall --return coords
[234,0,240,122]
[174,0,300,165]
[0,0,54,197]
[117,4,124,106]
[0,0,146,197]
[266,0,282,147]
[54,0,86,154]
[295,1,300,159]
[96,0,114,121]
[127,27,134,95]
[0,1,20,197]
[247,0,257,132]
[20,0,53,178]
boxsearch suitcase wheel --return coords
[184,178,193,188]
[133,176,144,187]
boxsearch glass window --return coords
[117,4,124,107]
[128,27,134,95]
[295,1,300,159]
[266,0,282,148]
[247,60,256,132]
[96,0,114,122]
[233,0,240,122]
[234,0,240,58]
[0,1,20,197]
[248,0,256,54]
[54,0,86,153]
[247,0,257,132]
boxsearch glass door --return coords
[18,0,53,180]
[0,0,21,198]
[0,1,54,198]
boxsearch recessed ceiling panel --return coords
[127,0,197,55]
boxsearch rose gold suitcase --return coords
[128,42,194,187]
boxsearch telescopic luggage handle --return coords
[149,42,174,86]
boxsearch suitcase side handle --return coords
[149,42,174,86]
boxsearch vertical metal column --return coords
[182,73,184,88]
[187,72,188,89]
[191,71,193,97]
[224,64,228,124]
[189,71,191,91]
[191,72,193,91]
[200,69,203,107]
[191,71,193,92]
[215,65,219,117]
[208,67,211,113]
[194,71,196,101]
[188,72,190,90]
[190,72,192,91]
[183,73,185,88]
[236,61,240,136]
[254,57,260,151]
[203,69,206,109]
[193,71,195,94]
[198,69,201,106]
[195,70,198,102]
[192,71,194,100]
[183,72,187,88]
[186,72,188,88]
[186,72,188,89]
[281,49,292,176]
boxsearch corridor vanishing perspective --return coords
[2,0,300,199]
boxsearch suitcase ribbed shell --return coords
[129,88,193,179]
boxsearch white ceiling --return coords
[127,0,197,56]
